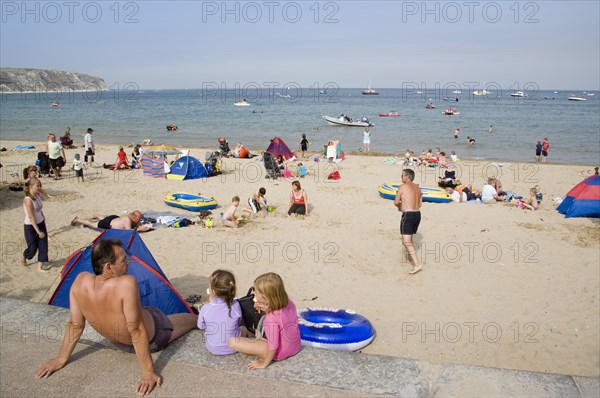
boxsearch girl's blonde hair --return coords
[209,270,236,317]
[24,177,41,198]
[254,272,289,311]
[530,185,539,195]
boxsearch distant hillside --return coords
[0,68,107,93]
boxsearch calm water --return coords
[1,88,599,164]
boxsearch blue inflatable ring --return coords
[298,308,375,351]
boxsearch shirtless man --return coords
[394,169,423,275]
[71,210,152,232]
[35,239,198,396]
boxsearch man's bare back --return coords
[394,181,422,212]
[71,273,155,344]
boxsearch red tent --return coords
[266,137,295,160]
[557,175,600,218]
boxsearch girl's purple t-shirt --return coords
[264,300,301,360]
[198,298,242,355]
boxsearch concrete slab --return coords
[574,376,600,398]
[432,363,580,397]
[0,296,28,316]
[1,329,380,398]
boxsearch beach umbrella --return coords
[144,145,181,156]
[556,175,600,218]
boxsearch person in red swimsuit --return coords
[288,180,309,216]
[114,146,131,170]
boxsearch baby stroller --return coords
[218,138,231,157]
[204,151,222,176]
[37,151,51,176]
[263,151,282,179]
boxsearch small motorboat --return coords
[234,100,251,106]
[510,91,528,97]
[472,90,488,96]
[323,115,373,127]
[378,111,400,117]
[453,90,462,94]
[568,95,587,101]
[51,101,60,107]
[442,97,459,102]
[442,108,460,115]
[319,90,327,94]
[426,103,436,109]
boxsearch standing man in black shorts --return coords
[394,169,423,274]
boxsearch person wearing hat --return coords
[84,128,95,167]
[72,153,84,182]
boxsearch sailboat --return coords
[362,78,379,95]
[277,87,291,99]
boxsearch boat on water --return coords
[378,111,400,117]
[51,101,60,107]
[362,78,379,95]
[426,103,436,109]
[319,90,327,94]
[568,96,587,101]
[442,107,460,115]
[234,100,251,106]
[442,97,459,102]
[323,115,373,127]
[277,87,292,99]
[453,90,462,94]
[472,90,488,96]
[510,91,528,98]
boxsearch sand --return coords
[1,139,598,378]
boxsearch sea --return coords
[1,88,599,165]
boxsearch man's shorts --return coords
[400,211,421,235]
[49,157,64,168]
[97,215,119,229]
[112,306,174,353]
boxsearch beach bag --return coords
[236,287,265,335]
[327,170,341,180]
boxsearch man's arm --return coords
[35,287,85,378]
[393,186,403,210]
[121,276,161,396]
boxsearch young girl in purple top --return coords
[228,272,301,369]
[198,270,245,355]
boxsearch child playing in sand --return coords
[247,188,267,214]
[222,196,241,228]
[198,270,246,355]
[72,154,84,182]
[516,187,540,210]
[297,163,307,178]
[114,146,130,171]
[228,272,301,369]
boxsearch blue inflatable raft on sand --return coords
[378,183,452,203]
[163,192,218,212]
[298,308,375,351]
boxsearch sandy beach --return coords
[0,139,598,378]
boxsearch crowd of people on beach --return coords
[13,124,564,396]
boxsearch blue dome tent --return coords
[167,156,209,180]
[48,229,193,315]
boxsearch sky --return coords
[1,1,599,90]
